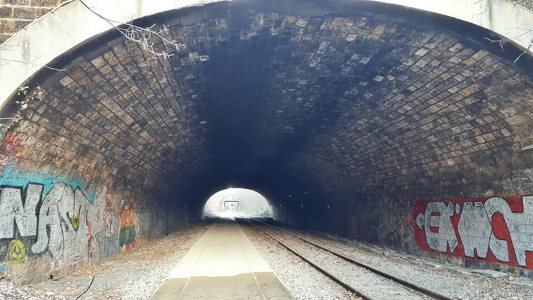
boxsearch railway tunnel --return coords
[2,0,533,283]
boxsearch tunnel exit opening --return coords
[201,188,272,220]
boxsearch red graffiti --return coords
[0,133,23,167]
[1,133,23,155]
[413,197,533,269]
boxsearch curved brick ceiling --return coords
[5,1,533,228]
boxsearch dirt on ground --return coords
[0,223,209,300]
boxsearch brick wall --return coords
[0,0,67,44]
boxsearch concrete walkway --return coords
[150,221,293,299]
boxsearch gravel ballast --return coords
[0,224,209,300]
[281,226,533,300]
[240,223,358,300]
[1,220,533,300]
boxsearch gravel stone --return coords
[284,227,533,300]
[0,224,208,300]
[241,224,358,300]
[2,221,533,300]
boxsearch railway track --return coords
[240,217,452,300]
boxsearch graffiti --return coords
[119,204,136,250]
[9,240,25,267]
[87,196,121,262]
[0,180,127,270]
[104,198,119,238]
[0,133,23,168]
[71,213,81,230]
[419,201,459,253]
[0,166,95,202]
[413,196,533,268]
[504,171,533,189]
[0,184,41,239]
[400,215,415,241]
[31,183,91,262]
[1,134,23,157]
[0,182,91,263]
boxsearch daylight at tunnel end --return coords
[2,0,533,283]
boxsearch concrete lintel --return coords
[51,0,110,45]
[373,0,533,52]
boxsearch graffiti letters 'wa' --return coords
[413,196,533,268]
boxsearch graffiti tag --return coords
[413,196,533,268]
[0,183,91,263]
[0,181,132,269]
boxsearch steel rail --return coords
[240,216,452,300]
[239,217,370,300]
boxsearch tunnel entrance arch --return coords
[202,188,273,219]
[3,0,533,283]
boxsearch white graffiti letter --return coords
[32,182,91,264]
[424,202,458,253]
[0,184,42,239]
[485,196,533,266]
[32,183,68,257]
[457,202,491,258]
[62,187,89,263]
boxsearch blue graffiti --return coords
[0,166,95,203]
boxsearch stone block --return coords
[34,7,49,18]
[0,0,30,6]
[0,6,12,18]
[12,6,35,19]
[33,0,60,7]
[0,32,10,42]
[0,18,29,32]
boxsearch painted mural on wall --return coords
[0,168,134,272]
[119,204,136,250]
[413,196,533,269]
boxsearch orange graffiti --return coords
[401,215,414,225]
[119,204,136,250]
[120,204,136,228]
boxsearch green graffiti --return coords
[119,227,135,246]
